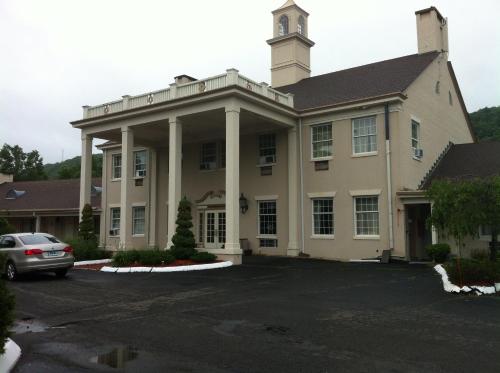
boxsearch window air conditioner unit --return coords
[414,148,423,158]
[109,228,120,235]
[135,169,146,178]
[201,162,217,170]
[259,155,276,165]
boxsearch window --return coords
[312,198,334,236]
[132,206,145,236]
[258,200,277,236]
[435,81,440,94]
[311,124,332,159]
[259,133,276,165]
[219,141,226,168]
[112,154,121,179]
[298,15,305,35]
[352,116,377,154]
[134,150,147,178]
[480,225,500,239]
[278,15,289,36]
[200,142,217,170]
[354,196,379,236]
[110,207,120,236]
[448,91,453,105]
[259,238,277,248]
[411,120,420,150]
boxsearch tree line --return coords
[0,143,102,181]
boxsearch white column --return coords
[35,215,41,232]
[287,126,300,256]
[167,118,182,248]
[99,149,108,248]
[148,148,157,248]
[120,127,134,249]
[79,133,93,219]
[225,103,242,257]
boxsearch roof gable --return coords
[276,52,440,111]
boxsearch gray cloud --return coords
[1,0,498,163]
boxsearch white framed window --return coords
[298,15,305,35]
[200,142,217,170]
[219,141,226,169]
[134,150,147,178]
[258,200,277,236]
[259,133,276,165]
[411,119,422,160]
[132,206,145,236]
[110,207,120,236]
[479,225,500,241]
[278,15,289,36]
[354,196,379,237]
[352,116,377,154]
[311,124,332,159]
[112,154,121,179]
[312,198,334,236]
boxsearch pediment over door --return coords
[196,190,226,208]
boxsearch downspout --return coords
[385,104,394,251]
[298,118,305,254]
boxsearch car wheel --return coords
[55,268,68,278]
[6,262,18,281]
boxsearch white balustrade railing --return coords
[83,69,294,119]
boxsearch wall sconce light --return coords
[239,193,248,214]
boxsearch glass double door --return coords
[205,210,226,249]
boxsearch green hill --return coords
[44,154,102,180]
[469,106,500,141]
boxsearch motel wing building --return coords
[72,2,474,264]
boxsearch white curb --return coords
[349,259,381,263]
[74,259,112,266]
[434,264,497,295]
[0,338,21,373]
[100,261,233,273]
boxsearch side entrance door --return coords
[205,210,226,249]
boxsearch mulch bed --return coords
[75,259,221,271]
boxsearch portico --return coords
[74,69,299,264]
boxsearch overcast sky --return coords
[1,0,499,163]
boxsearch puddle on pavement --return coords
[12,317,49,334]
[90,346,138,369]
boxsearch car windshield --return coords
[19,234,60,245]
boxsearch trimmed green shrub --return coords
[0,253,15,354]
[113,250,141,267]
[190,251,217,263]
[426,243,451,263]
[445,258,500,285]
[0,217,15,235]
[470,249,490,262]
[78,203,96,241]
[112,249,175,267]
[170,197,196,260]
[139,250,175,266]
[66,238,112,262]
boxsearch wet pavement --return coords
[7,256,500,372]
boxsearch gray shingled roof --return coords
[421,142,500,189]
[0,178,101,212]
[276,52,440,111]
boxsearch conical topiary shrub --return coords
[170,197,197,259]
[78,203,96,241]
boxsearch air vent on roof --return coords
[5,189,26,200]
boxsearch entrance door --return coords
[407,204,432,260]
[205,211,226,249]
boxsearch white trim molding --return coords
[254,195,279,201]
[307,191,336,198]
[349,189,382,196]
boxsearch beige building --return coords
[72,3,474,264]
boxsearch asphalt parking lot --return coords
[7,256,500,372]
